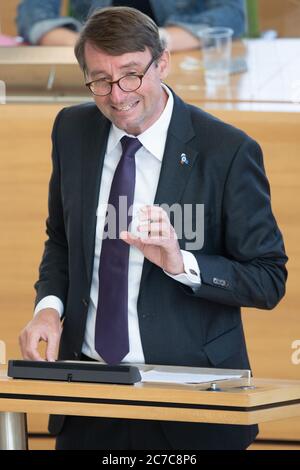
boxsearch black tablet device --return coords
[7,360,141,385]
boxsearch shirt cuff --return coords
[164,250,201,288]
[34,295,64,318]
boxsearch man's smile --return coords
[111,100,140,113]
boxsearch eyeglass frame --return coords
[85,55,159,96]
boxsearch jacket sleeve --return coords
[34,109,69,308]
[16,0,81,44]
[164,0,246,39]
[183,137,288,310]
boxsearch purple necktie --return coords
[95,136,142,365]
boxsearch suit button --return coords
[213,277,229,288]
[189,269,198,276]
[73,352,79,359]
[82,298,89,307]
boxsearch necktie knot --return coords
[120,136,142,158]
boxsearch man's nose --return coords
[110,82,129,103]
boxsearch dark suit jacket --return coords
[35,91,287,449]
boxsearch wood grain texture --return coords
[1,367,300,425]
[259,0,300,38]
[0,0,18,36]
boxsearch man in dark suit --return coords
[19,7,287,450]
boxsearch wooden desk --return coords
[168,39,300,111]
[1,39,300,110]
[1,365,300,449]
[0,47,85,98]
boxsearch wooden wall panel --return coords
[0,104,63,359]
[0,104,63,434]
[0,0,18,36]
[259,0,300,38]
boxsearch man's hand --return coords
[121,206,184,275]
[159,26,200,52]
[19,308,62,362]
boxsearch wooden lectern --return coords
[1,364,300,450]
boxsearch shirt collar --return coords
[106,84,174,161]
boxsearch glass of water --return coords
[198,27,233,86]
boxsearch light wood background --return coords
[0,0,18,35]
[260,0,300,38]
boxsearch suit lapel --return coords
[139,93,199,290]
[81,109,111,282]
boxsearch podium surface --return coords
[1,364,300,449]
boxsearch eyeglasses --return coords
[85,56,157,96]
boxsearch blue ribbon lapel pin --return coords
[180,153,189,165]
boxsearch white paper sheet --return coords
[140,370,242,385]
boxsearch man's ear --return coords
[158,49,171,80]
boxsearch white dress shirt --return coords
[35,85,201,363]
